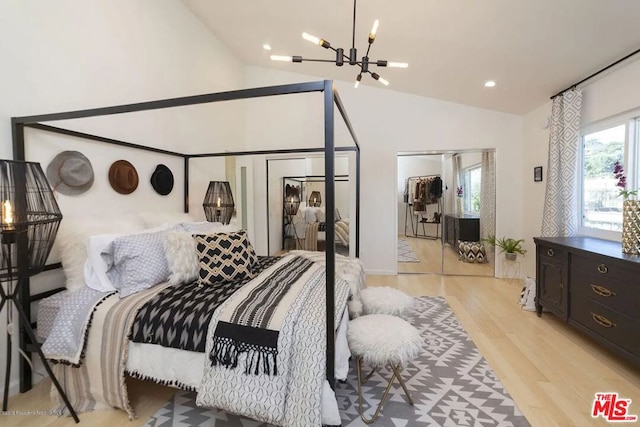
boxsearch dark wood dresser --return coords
[534,236,640,366]
[443,214,480,247]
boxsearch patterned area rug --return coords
[144,297,530,427]
[398,238,420,263]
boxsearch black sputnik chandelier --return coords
[270,0,408,87]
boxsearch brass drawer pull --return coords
[546,248,555,257]
[590,284,616,297]
[597,264,608,274]
[591,313,616,328]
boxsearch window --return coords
[462,165,481,214]
[579,117,639,237]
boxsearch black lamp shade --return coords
[284,184,300,216]
[0,160,63,276]
[203,181,234,225]
[308,191,322,207]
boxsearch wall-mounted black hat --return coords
[150,164,174,196]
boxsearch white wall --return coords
[522,103,552,277]
[244,66,524,275]
[0,0,246,395]
[521,57,640,278]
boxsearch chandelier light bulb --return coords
[302,32,321,45]
[484,80,497,88]
[387,62,409,68]
[270,55,293,62]
[378,76,389,86]
[354,74,362,88]
[370,20,379,38]
[263,44,272,51]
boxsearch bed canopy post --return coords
[10,119,33,392]
[323,80,336,390]
[184,157,190,213]
[355,148,360,257]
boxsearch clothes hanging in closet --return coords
[406,176,441,211]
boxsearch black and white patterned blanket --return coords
[130,256,280,353]
[210,256,314,376]
[197,254,351,426]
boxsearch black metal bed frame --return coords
[11,80,360,394]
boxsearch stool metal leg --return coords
[391,364,414,405]
[360,366,377,384]
[356,357,399,424]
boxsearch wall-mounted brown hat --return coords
[150,164,174,196]
[46,151,94,196]
[108,160,139,194]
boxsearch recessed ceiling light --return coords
[484,80,496,88]
[263,44,272,51]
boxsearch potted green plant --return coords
[484,235,526,261]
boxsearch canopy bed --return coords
[10,80,362,425]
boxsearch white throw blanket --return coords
[196,254,350,426]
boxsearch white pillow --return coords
[137,211,195,229]
[180,221,240,234]
[163,232,199,285]
[83,234,121,292]
[56,216,145,292]
[316,208,326,223]
[82,223,180,293]
[304,207,318,224]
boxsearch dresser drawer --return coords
[537,243,567,266]
[571,253,637,284]
[570,268,640,318]
[570,293,640,357]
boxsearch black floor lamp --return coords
[0,160,79,422]
[284,185,302,249]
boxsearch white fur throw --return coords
[163,232,199,285]
[347,314,423,367]
[360,286,414,317]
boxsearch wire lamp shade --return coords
[203,181,234,225]
[0,160,62,276]
[284,185,301,216]
[308,191,322,207]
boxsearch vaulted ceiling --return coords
[183,0,640,115]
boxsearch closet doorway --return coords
[397,150,496,276]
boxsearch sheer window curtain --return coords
[541,89,583,236]
[452,154,462,213]
[480,151,496,262]
[480,151,496,240]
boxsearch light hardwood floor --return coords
[6,274,640,426]
[399,235,495,276]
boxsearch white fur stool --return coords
[360,286,414,317]
[347,314,423,423]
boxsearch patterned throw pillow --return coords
[194,231,258,285]
[458,240,487,263]
[103,227,177,298]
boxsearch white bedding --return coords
[126,306,351,425]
